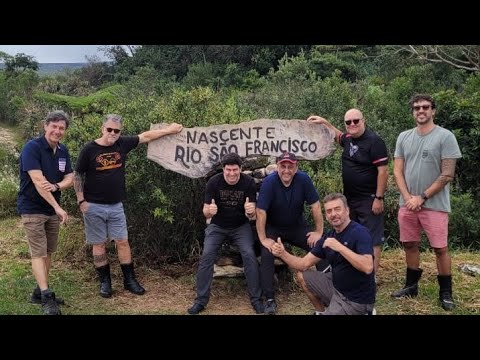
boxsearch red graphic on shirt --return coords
[96,152,122,170]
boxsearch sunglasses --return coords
[105,127,121,134]
[413,105,432,111]
[345,119,361,126]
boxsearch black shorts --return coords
[348,197,385,246]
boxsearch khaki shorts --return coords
[21,214,60,258]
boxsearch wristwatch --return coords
[374,195,384,200]
[421,192,428,201]
[54,183,60,192]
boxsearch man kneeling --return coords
[272,193,375,315]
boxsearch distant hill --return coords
[0,63,91,75]
[37,63,88,75]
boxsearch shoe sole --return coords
[30,298,65,305]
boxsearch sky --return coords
[0,45,110,63]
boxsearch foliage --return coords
[449,192,480,249]
[1,52,39,77]
[32,84,123,116]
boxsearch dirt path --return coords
[0,126,19,155]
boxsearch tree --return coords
[388,45,480,72]
[2,53,38,77]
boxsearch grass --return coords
[1,216,479,315]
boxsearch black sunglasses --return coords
[106,127,121,134]
[413,105,431,111]
[345,119,361,126]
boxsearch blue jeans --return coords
[194,223,261,306]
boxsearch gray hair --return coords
[46,110,70,129]
[103,114,123,126]
[323,193,349,208]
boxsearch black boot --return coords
[95,264,112,298]
[391,268,423,298]
[438,275,455,311]
[121,263,145,295]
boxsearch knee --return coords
[433,246,448,257]
[296,271,307,289]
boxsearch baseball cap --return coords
[276,152,298,164]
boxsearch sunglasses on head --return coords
[345,119,361,126]
[413,105,432,111]
[106,127,121,134]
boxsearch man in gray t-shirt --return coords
[392,94,461,311]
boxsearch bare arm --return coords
[256,208,275,250]
[73,171,86,203]
[57,172,74,190]
[307,115,342,143]
[138,123,183,144]
[276,242,320,271]
[28,170,67,223]
[372,165,388,215]
[423,158,457,198]
[306,201,324,247]
[393,158,411,202]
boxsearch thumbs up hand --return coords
[244,196,255,217]
[271,237,284,256]
[209,199,218,216]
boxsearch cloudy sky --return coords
[0,45,110,63]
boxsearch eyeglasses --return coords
[105,127,121,134]
[345,119,361,126]
[413,105,431,111]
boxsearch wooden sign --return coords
[147,119,335,178]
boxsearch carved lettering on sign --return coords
[147,119,335,178]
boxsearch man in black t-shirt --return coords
[308,110,388,276]
[74,114,182,298]
[187,153,264,315]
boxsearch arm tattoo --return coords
[73,171,85,193]
[434,158,456,187]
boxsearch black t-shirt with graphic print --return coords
[205,172,257,228]
[75,136,139,204]
[339,128,388,200]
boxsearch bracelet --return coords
[78,199,86,206]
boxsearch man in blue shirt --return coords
[272,193,375,315]
[256,152,324,314]
[17,110,74,315]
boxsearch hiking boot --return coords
[391,268,423,299]
[439,292,455,311]
[30,287,65,305]
[121,263,145,295]
[96,264,112,298]
[437,275,455,311]
[391,284,418,298]
[264,299,277,315]
[41,292,62,315]
[252,301,264,314]
[187,303,205,315]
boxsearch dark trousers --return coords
[260,225,322,300]
[195,223,262,306]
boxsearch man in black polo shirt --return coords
[17,110,74,315]
[308,110,388,277]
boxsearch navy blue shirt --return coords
[17,136,73,215]
[257,171,320,228]
[311,221,375,304]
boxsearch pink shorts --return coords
[398,207,448,248]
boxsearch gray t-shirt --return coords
[394,125,461,212]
